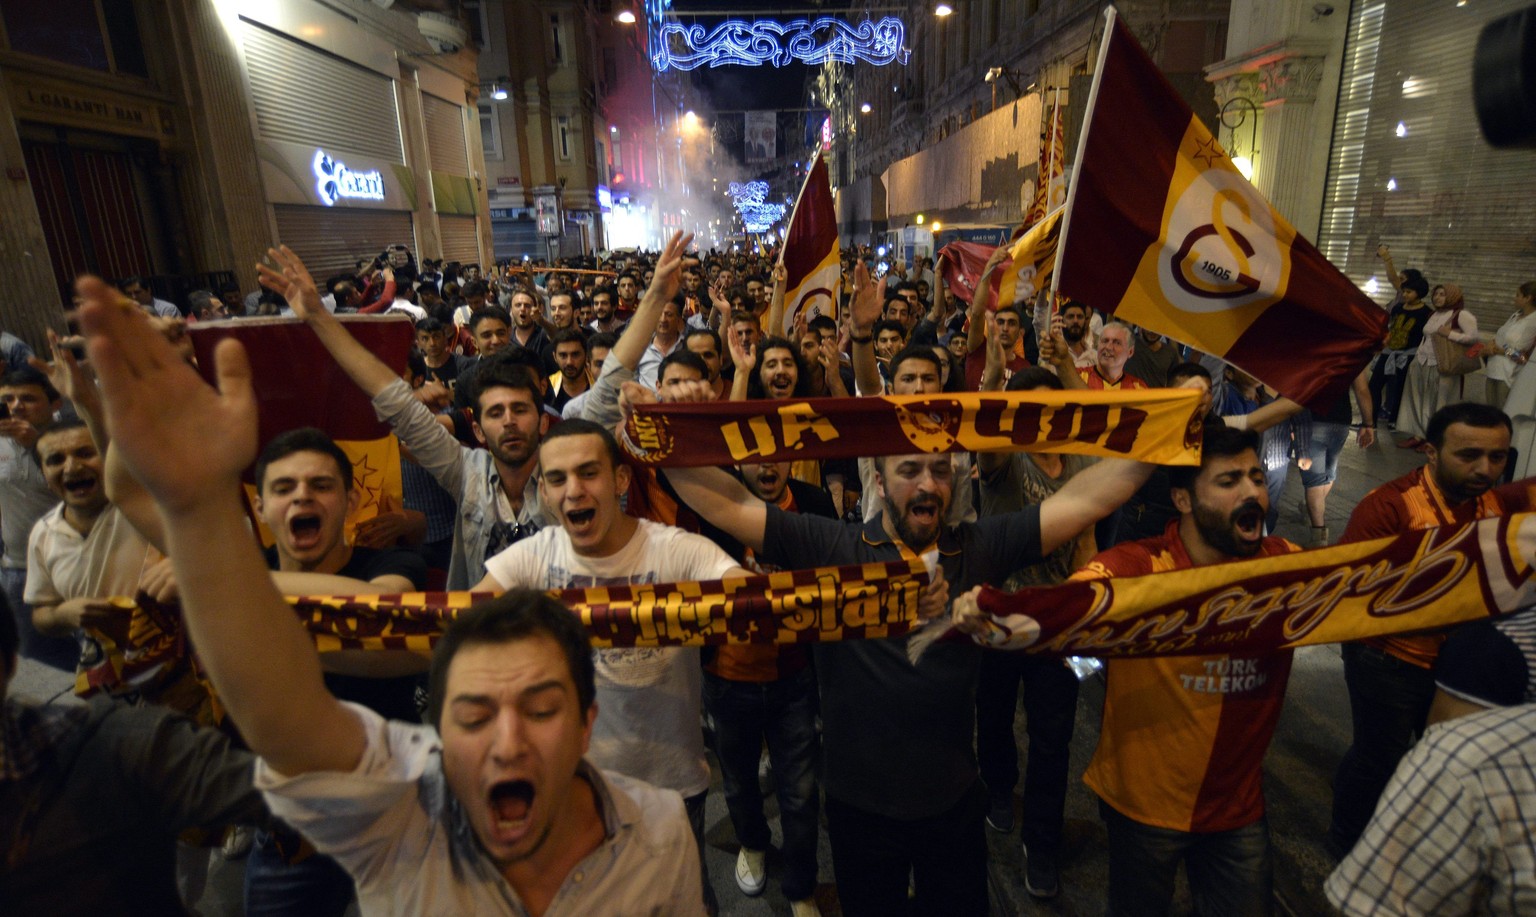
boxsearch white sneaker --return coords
[790,898,821,917]
[735,847,767,896]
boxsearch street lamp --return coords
[1220,97,1261,180]
[860,102,872,114]
[935,3,955,17]
[615,8,637,24]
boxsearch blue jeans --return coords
[1329,642,1436,853]
[1300,422,1351,488]
[0,566,78,671]
[975,651,1079,856]
[244,829,355,917]
[702,668,820,901]
[1100,799,1272,917]
[825,781,989,917]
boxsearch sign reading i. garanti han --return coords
[313,149,385,206]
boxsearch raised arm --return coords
[662,465,769,552]
[1376,245,1404,296]
[966,246,1011,355]
[848,261,887,396]
[258,247,400,397]
[766,261,787,336]
[79,276,364,777]
[1037,458,1153,556]
[611,231,692,372]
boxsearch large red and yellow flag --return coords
[1054,10,1386,409]
[189,316,413,541]
[996,207,1063,310]
[1020,94,1067,234]
[779,155,841,335]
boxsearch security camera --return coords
[984,67,1001,83]
[1312,3,1334,16]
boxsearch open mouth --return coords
[63,476,97,498]
[1232,503,1265,541]
[288,513,323,549]
[565,507,597,530]
[909,500,941,525]
[488,779,534,839]
[768,377,793,397]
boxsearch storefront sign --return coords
[313,149,386,206]
[10,76,171,141]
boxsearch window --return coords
[480,102,502,160]
[550,13,564,63]
[0,0,147,77]
[557,115,572,161]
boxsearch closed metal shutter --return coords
[439,214,481,264]
[241,19,404,163]
[1318,0,1536,329]
[273,205,415,277]
[423,94,470,177]
[493,218,543,261]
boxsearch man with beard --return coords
[1328,401,1514,857]
[260,246,552,590]
[614,272,642,322]
[1071,425,1299,916]
[508,287,556,375]
[1122,325,1183,388]
[662,390,1155,916]
[1059,301,1098,370]
[547,290,582,336]
[588,285,624,334]
[545,329,591,414]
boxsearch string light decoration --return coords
[729,180,788,232]
[652,15,910,71]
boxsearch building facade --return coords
[0,0,486,346]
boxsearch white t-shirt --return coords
[24,504,153,606]
[483,518,737,797]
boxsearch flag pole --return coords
[1049,5,1118,307]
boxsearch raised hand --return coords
[728,330,756,375]
[29,329,96,410]
[256,245,326,321]
[848,260,887,337]
[642,231,694,306]
[77,275,257,517]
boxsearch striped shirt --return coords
[1327,703,1536,915]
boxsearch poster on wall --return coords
[745,110,776,163]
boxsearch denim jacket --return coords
[372,379,549,589]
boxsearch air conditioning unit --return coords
[418,11,468,53]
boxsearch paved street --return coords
[10,429,1427,916]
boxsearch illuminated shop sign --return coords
[313,149,385,206]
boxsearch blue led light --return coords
[729,180,786,232]
[652,16,909,71]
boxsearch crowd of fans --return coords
[1,234,1534,917]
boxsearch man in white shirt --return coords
[474,418,749,916]
[0,368,72,668]
[73,272,705,917]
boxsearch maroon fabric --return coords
[1056,15,1385,410]
[936,241,1004,306]
[782,157,838,283]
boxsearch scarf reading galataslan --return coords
[79,514,1536,707]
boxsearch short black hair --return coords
[541,417,623,468]
[426,590,596,729]
[1168,425,1262,491]
[883,293,910,312]
[658,349,708,383]
[873,319,907,342]
[1425,402,1512,448]
[588,331,620,353]
[468,362,543,422]
[1005,367,1064,391]
[1168,361,1212,385]
[33,419,89,460]
[415,316,448,335]
[888,343,944,378]
[468,306,511,334]
[255,428,353,495]
[1060,300,1089,317]
[808,315,838,336]
[684,327,722,353]
[462,279,490,299]
[1400,269,1430,298]
[1,367,61,404]
[550,327,586,349]
[994,304,1023,323]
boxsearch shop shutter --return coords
[493,218,544,261]
[1318,0,1536,329]
[273,205,415,278]
[241,19,404,164]
[423,94,470,177]
[439,214,481,264]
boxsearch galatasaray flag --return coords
[779,155,841,335]
[1020,95,1067,234]
[1054,10,1386,409]
[996,207,1063,310]
[189,315,413,540]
